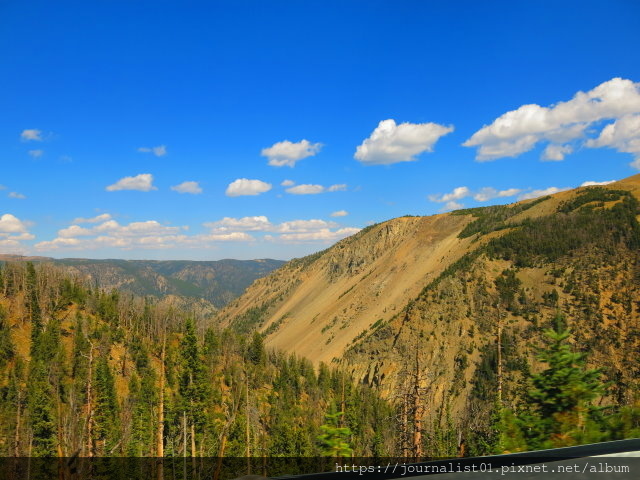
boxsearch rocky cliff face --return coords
[217,175,640,430]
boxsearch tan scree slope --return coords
[217,173,640,368]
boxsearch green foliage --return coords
[485,189,640,267]
[0,305,15,367]
[247,331,266,366]
[507,315,608,450]
[495,269,522,311]
[317,412,353,457]
[453,196,550,238]
[94,357,120,454]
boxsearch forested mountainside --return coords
[0,262,394,459]
[217,174,640,453]
[0,257,284,309]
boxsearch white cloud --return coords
[428,186,471,203]
[274,227,361,243]
[138,145,167,157]
[517,187,569,201]
[72,213,112,224]
[429,185,521,207]
[225,178,272,197]
[196,232,254,242]
[286,184,325,195]
[28,149,43,158]
[21,129,43,141]
[261,140,322,167]
[440,201,464,212]
[58,225,93,238]
[8,192,26,199]
[472,187,521,202]
[585,114,640,168]
[580,180,616,187]
[0,213,33,252]
[284,183,347,195]
[464,77,640,162]
[277,219,338,233]
[106,173,157,192]
[281,179,295,186]
[0,214,28,233]
[204,216,272,232]
[330,210,349,217]
[354,119,453,165]
[542,144,573,161]
[171,181,203,194]
[204,216,338,234]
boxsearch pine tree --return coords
[317,412,353,458]
[514,314,606,449]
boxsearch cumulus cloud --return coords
[138,145,167,157]
[8,192,26,199]
[106,173,157,192]
[0,214,29,233]
[580,180,616,187]
[330,210,349,217]
[204,216,272,233]
[196,232,254,242]
[262,140,322,167]
[35,218,201,252]
[428,186,471,203]
[585,114,640,168]
[21,129,43,141]
[28,149,44,158]
[429,185,521,208]
[72,213,112,224]
[354,119,453,165]
[473,187,521,202]
[0,213,34,252]
[440,201,464,212]
[281,179,295,186]
[269,227,361,243]
[464,77,640,163]
[225,178,272,197]
[171,181,203,194]
[517,187,569,201]
[35,213,358,252]
[542,144,573,161]
[284,183,347,195]
[286,184,325,195]
[58,225,93,238]
[203,216,339,234]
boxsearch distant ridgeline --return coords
[0,261,395,458]
[0,257,285,310]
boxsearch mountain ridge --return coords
[217,174,640,430]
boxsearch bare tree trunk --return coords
[14,390,21,457]
[157,336,166,480]
[245,371,251,475]
[412,345,423,459]
[497,316,503,408]
[85,341,95,457]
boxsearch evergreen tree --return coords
[510,315,606,449]
[94,357,120,454]
[317,412,353,457]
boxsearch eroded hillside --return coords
[218,174,640,441]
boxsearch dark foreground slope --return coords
[0,261,394,459]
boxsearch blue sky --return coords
[2,0,640,260]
